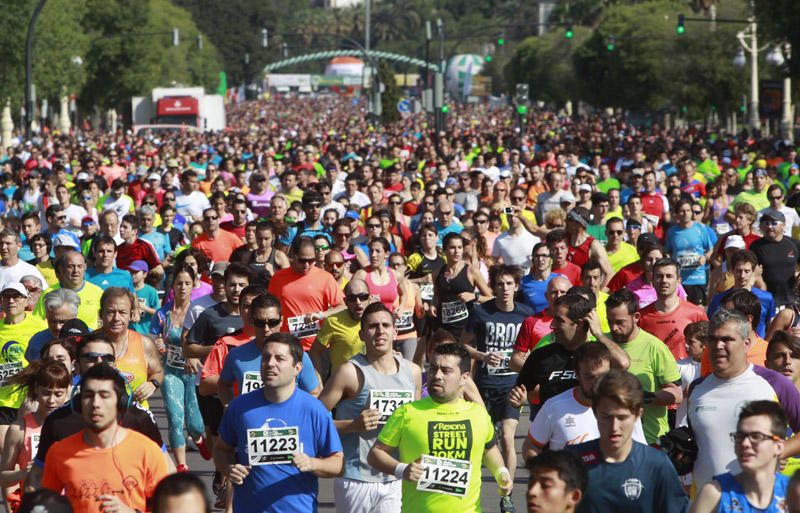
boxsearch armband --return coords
[494,466,511,481]
[394,463,409,480]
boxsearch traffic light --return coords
[441,105,449,114]
[517,105,528,115]
[565,23,574,39]
[497,37,505,46]
[485,55,493,62]
[606,35,615,52]
[515,83,529,104]
[676,14,686,35]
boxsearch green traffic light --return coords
[565,29,573,39]
[676,25,685,35]
[677,15,686,35]
[441,105,449,113]
[607,43,615,52]
[485,55,492,62]
[517,105,528,115]
[498,38,505,46]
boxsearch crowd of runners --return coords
[0,94,799,512]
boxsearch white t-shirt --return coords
[0,260,47,291]
[183,293,219,331]
[62,204,89,234]
[757,206,800,237]
[101,195,134,219]
[175,191,211,221]
[528,387,646,450]
[688,364,785,489]
[492,230,540,274]
[675,357,701,428]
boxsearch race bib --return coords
[369,390,413,424]
[0,362,23,387]
[288,316,321,338]
[487,350,514,376]
[677,253,701,268]
[247,427,300,465]
[643,213,660,227]
[441,300,468,324]
[416,455,471,497]
[242,371,263,394]
[165,345,185,370]
[395,311,414,331]
[714,222,731,235]
[31,434,40,458]
[420,283,434,302]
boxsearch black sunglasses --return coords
[253,318,282,329]
[346,292,371,302]
[79,352,115,363]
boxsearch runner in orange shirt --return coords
[191,208,244,263]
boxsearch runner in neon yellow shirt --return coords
[368,343,512,513]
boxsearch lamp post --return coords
[24,0,48,141]
[766,42,793,140]
[733,18,761,131]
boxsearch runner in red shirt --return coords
[191,207,244,263]
[546,229,581,286]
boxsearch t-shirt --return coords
[491,231,540,274]
[465,301,533,389]
[516,342,579,405]
[377,396,495,513]
[201,332,251,380]
[519,273,561,314]
[607,242,639,276]
[191,229,244,263]
[116,238,160,272]
[183,294,219,331]
[268,266,343,350]
[140,229,172,261]
[34,281,104,330]
[187,303,243,347]
[638,300,708,361]
[87,268,135,290]
[665,222,716,286]
[25,329,54,362]
[567,440,688,513]
[316,309,363,372]
[0,259,47,291]
[513,313,553,353]
[750,237,800,307]
[131,284,159,335]
[688,364,800,489]
[528,387,646,450]
[0,314,45,408]
[616,329,681,443]
[174,190,210,220]
[42,429,167,513]
[675,357,701,427]
[218,388,342,513]
[550,262,581,286]
[732,189,770,211]
[707,287,775,338]
[220,341,319,396]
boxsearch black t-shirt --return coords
[188,302,243,346]
[35,400,163,465]
[751,236,800,306]
[515,342,578,405]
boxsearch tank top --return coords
[116,330,149,409]
[17,413,41,483]
[715,472,788,513]
[247,248,276,286]
[365,268,398,311]
[395,283,417,339]
[568,235,594,268]
[336,354,415,482]
[435,264,475,335]
[790,304,800,329]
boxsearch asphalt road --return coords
[150,393,533,513]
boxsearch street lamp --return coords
[732,48,746,68]
[767,43,793,139]
[734,19,761,130]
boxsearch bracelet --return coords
[494,466,510,481]
[394,463,409,480]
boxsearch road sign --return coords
[397,99,411,113]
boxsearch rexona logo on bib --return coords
[427,420,473,460]
[247,427,299,465]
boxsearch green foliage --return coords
[378,60,401,124]
[755,0,800,79]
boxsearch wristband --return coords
[643,391,656,404]
[494,466,510,481]
[394,463,409,480]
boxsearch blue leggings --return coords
[162,369,205,449]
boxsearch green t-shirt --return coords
[608,242,639,275]
[0,314,46,408]
[731,189,770,212]
[615,328,680,443]
[34,281,104,330]
[586,224,608,243]
[596,177,621,194]
[377,396,494,513]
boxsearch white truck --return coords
[131,86,226,133]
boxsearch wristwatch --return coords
[150,378,161,390]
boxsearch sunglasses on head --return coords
[346,292,370,302]
[253,317,282,329]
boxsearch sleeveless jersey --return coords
[568,235,594,268]
[336,354,416,482]
[434,264,474,336]
[116,330,149,409]
[715,472,788,513]
[365,268,398,312]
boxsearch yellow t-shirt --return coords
[316,309,363,372]
[499,209,537,232]
[0,314,46,408]
[34,281,104,330]
[36,260,58,288]
[608,242,640,275]
[596,290,610,333]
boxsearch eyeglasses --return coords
[511,196,526,201]
[314,245,330,252]
[143,201,157,206]
[730,431,781,444]
[438,211,452,216]
[770,195,783,201]
[423,201,435,206]
[692,210,703,216]
[253,317,282,329]
[297,257,315,264]
[81,196,93,201]
[328,261,345,268]
[304,202,322,208]
[57,215,67,221]
[335,232,351,238]
[203,216,218,222]
[79,352,115,363]
[367,224,381,229]
[761,219,782,226]
[346,292,371,302]
[533,253,551,259]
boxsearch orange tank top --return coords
[116,330,149,409]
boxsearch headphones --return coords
[72,365,132,416]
